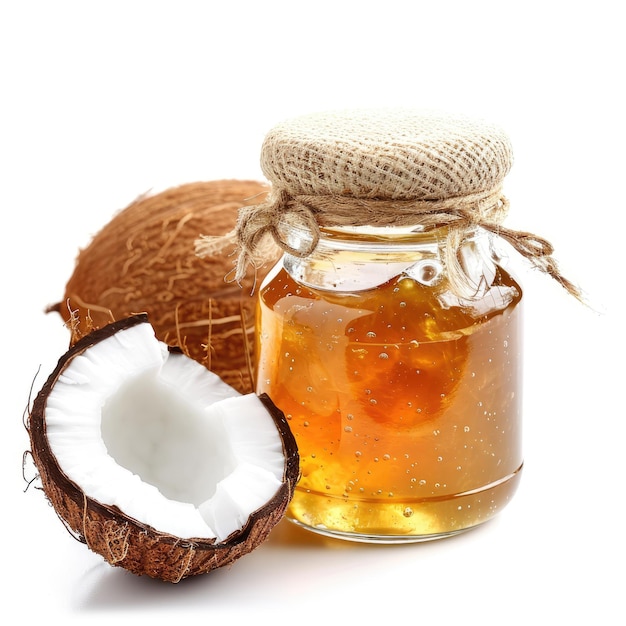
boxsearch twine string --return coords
[195,187,582,301]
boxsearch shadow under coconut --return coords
[73,557,235,611]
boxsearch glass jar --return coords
[255,223,523,543]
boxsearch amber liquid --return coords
[256,266,523,541]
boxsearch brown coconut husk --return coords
[27,315,300,582]
[48,180,279,393]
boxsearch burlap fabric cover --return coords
[260,109,512,201]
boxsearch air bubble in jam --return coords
[406,259,444,286]
[256,264,523,541]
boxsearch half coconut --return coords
[27,314,299,582]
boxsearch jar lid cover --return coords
[260,109,513,201]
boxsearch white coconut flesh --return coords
[44,321,286,542]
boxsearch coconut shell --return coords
[27,314,300,583]
[49,180,279,393]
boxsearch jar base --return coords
[286,517,474,544]
[284,465,522,544]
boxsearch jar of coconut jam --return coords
[256,222,522,541]
[197,109,579,542]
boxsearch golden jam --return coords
[256,235,523,542]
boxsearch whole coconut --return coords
[48,180,278,393]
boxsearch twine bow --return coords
[195,187,582,301]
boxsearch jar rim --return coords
[279,222,480,257]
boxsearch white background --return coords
[1,1,622,624]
